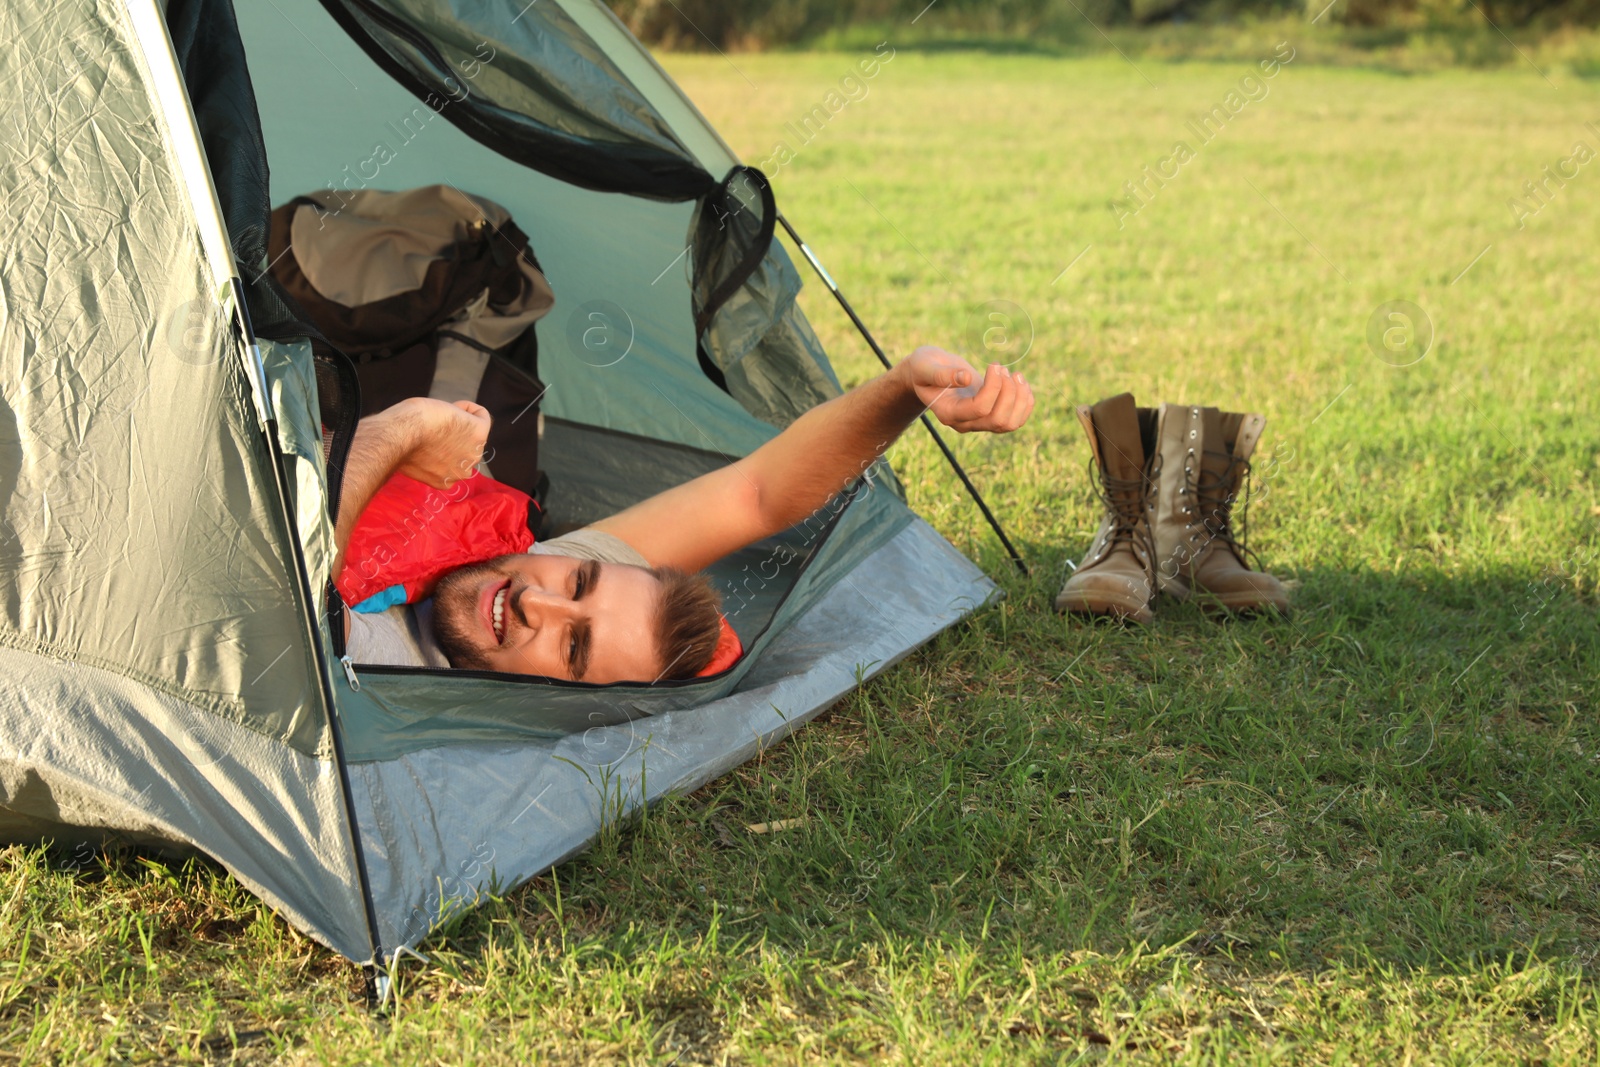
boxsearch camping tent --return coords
[0,0,997,967]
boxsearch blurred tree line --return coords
[606,0,1600,48]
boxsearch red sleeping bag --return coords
[338,471,536,611]
[337,468,746,677]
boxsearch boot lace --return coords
[1192,453,1263,570]
[1088,457,1154,563]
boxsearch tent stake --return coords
[776,214,1030,578]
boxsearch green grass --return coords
[6,43,1600,1064]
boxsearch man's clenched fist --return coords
[393,397,492,489]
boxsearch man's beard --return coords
[429,556,516,670]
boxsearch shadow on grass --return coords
[473,552,1599,979]
[22,554,1597,988]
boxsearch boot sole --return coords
[1156,577,1193,602]
[1197,592,1291,617]
[1053,590,1154,624]
[1162,577,1290,616]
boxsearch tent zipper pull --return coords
[340,655,361,691]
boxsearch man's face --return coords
[430,553,665,683]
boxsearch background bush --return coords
[606,0,1600,49]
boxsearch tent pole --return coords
[776,214,1030,578]
[229,279,388,978]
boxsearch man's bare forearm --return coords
[736,363,924,533]
[331,406,417,582]
[591,349,1028,573]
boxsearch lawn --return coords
[4,38,1600,1066]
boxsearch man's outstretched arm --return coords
[594,347,1034,573]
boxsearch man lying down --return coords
[334,347,1034,684]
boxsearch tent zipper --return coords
[340,655,361,691]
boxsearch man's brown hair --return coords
[651,567,724,681]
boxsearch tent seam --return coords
[0,627,328,758]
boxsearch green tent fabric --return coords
[0,0,997,967]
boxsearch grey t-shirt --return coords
[345,528,650,668]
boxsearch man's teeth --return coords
[492,587,506,641]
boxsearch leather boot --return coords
[1151,403,1289,615]
[1055,393,1158,623]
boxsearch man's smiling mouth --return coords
[480,576,511,646]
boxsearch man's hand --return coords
[900,346,1034,434]
[394,398,491,488]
